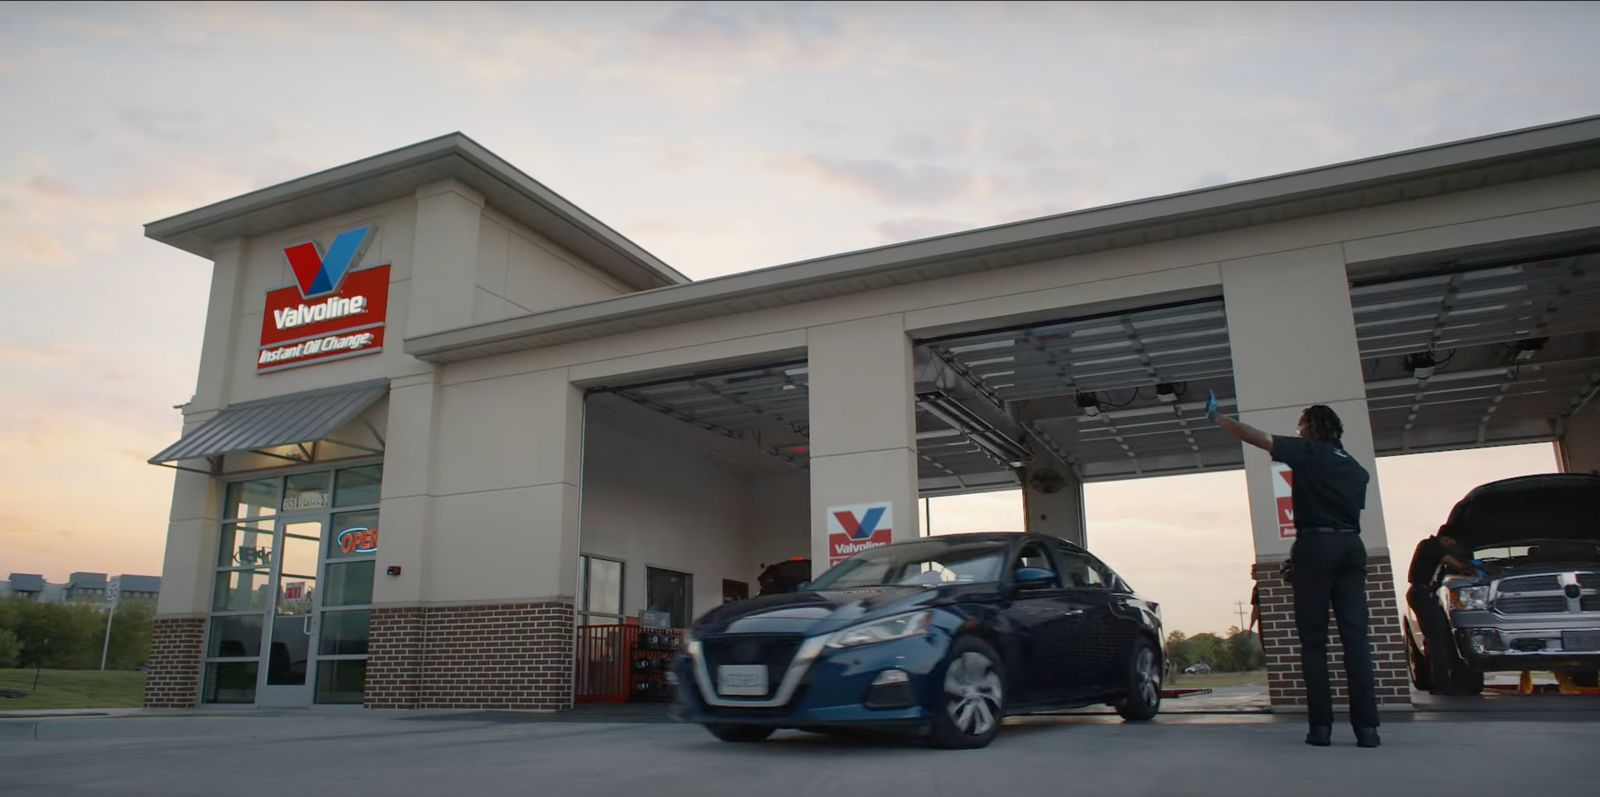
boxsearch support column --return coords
[808,315,921,569]
[145,449,221,708]
[1222,244,1410,713]
[373,366,581,710]
[1556,396,1600,474]
[1020,459,1086,547]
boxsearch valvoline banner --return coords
[1272,463,1295,539]
[257,226,390,372]
[827,502,894,566]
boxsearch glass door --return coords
[256,518,324,706]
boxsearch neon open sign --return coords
[337,527,378,555]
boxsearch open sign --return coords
[337,527,378,555]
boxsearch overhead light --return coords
[1075,392,1101,418]
[1513,337,1547,363]
[1155,383,1179,403]
[1405,352,1437,381]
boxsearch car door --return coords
[1049,542,1126,697]
[998,538,1094,705]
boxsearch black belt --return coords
[1299,526,1359,535]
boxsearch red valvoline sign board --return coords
[828,502,894,566]
[1272,463,1295,539]
[257,226,390,372]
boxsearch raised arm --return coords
[1215,414,1274,453]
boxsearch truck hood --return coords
[690,584,988,637]
[1443,474,1600,550]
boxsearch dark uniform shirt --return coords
[1270,435,1369,531]
[1407,537,1469,587]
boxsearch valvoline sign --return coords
[1272,463,1295,539]
[827,502,894,566]
[258,226,390,372]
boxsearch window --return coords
[646,567,692,629]
[1052,543,1112,590]
[579,555,624,625]
[1010,540,1063,588]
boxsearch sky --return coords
[1,2,1597,630]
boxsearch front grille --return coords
[701,634,803,699]
[1497,596,1569,614]
[1583,596,1600,612]
[1499,575,1562,593]
[1578,573,1599,590]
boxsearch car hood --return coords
[1443,474,1600,549]
[691,584,984,637]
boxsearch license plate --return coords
[716,665,769,696]
[1562,630,1600,652]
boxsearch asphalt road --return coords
[2,709,1597,797]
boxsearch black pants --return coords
[1290,533,1380,729]
[1406,585,1456,690]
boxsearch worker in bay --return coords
[1208,396,1381,748]
[1407,528,1478,693]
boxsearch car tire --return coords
[928,636,1005,749]
[705,723,774,743]
[1405,625,1432,692]
[1569,670,1599,688]
[1115,638,1162,721]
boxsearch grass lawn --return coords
[0,669,145,710]
[1168,670,1268,689]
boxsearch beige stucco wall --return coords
[474,208,631,323]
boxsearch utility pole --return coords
[1233,600,1249,633]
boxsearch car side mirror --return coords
[1012,568,1058,592]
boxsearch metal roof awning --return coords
[150,379,389,473]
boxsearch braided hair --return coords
[1301,404,1344,447]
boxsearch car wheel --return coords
[1405,626,1432,692]
[1569,670,1599,688]
[1115,638,1162,721]
[705,723,774,743]
[928,637,1005,749]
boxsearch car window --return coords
[1010,540,1063,587]
[1053,544,1111,590]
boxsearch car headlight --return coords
[826,611,932,650]
[1450,586,1489,611]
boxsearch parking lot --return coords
[3,705,1597,797]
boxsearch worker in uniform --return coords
[1407,529,1477,693]
[1209,397,1381,748]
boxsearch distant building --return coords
[1,572,160,604]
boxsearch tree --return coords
[103,600,155,670]
[0,629,20,668]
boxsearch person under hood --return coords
[1406,529,1478,693]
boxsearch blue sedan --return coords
[673,533,1164,748]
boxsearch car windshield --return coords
[807,539,1008,589]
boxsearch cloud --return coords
[18,233,73,265]
[876,216,970,243]
[27,175,74,198]
[781,153,976,205]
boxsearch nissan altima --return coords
[672,533,1164,748]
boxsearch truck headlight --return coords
[1450,586,1489,611]
[826,611,932,650]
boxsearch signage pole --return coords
[100,577,120,671]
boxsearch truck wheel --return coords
[1405,628,1432,692]
[706,723,774,743]
[1444,660,1483,696]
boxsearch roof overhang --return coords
[145,133,688,292]
[407,114,1600,363]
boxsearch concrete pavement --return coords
[2,708,1597,797]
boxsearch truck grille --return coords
[1498,575,1562,593]
[701,635,803,699]
[1583,596,1600,612]
[1578,573,1598,590]
[1496,596,1569,614]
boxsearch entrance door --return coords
[257,518,324,706]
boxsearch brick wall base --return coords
[1253,554,1411,713]
[365,600,575,710]
[144,616,205,708]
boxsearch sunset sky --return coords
[2,2,1596,633]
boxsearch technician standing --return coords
[1208,396,1381,748]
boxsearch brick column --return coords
[364,600,575,710]
[1254,556,1410,712]
[144,616,204,708]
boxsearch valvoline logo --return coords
[827,503,894,566]
[284,226,370,297]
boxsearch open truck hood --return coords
[1443,474,1600,550]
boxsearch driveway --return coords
[2,708,1596,797]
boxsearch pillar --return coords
[1556,398,1600,474]
[1222,244,1410,713]
[807,315,921,570]
[1017,405,1087,548]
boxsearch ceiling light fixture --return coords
[1404,352,1437,381]
[1075,392,1102,418]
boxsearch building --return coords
[0,573,161,604]
[142,116,1600,711]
